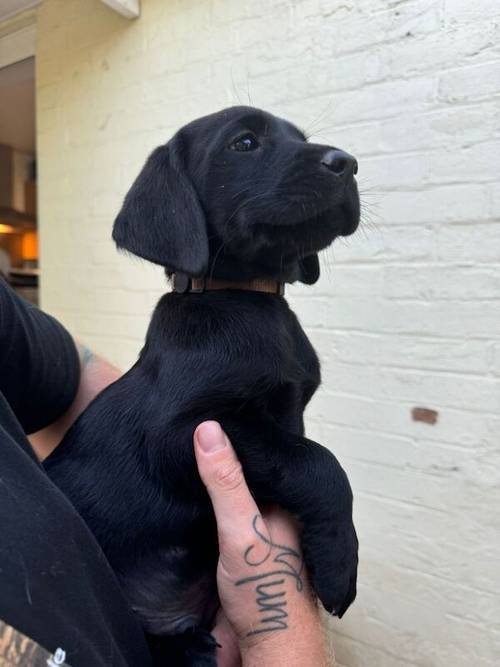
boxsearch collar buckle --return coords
[172,273,190,293]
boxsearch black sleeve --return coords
[0,278,80,434]
[0,398,152,666]
[0,279,152,665]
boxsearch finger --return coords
[194,421,259,527]
[194,421,268,558]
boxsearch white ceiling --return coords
[0,1,40,23]
[0,57,35,153]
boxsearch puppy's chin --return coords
[319,183,360,239]
[252,202,359,256]
[339,186,361,237]
[319,200,360,239]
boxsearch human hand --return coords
[194,421,331,667]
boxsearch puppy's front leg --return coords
[221,416,358,617]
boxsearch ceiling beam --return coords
[0,24,36,69]
[100,0,140,19]
[0,1,42,24]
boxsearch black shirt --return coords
[0,279,152,666]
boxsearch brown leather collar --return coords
[172,273,284,295]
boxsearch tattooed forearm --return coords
[235,515,304,636]
[78,345,94,367]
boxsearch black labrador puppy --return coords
[44,106,360,665]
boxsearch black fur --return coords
[44,106,360,666]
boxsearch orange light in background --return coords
[22,230,38,260]
[0,224,16,234]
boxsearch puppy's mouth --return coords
[263,186,360,239]
[251,198,359,258]
[338,185,360,237]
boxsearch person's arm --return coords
[194,421,332,667]
[0,279,80,435]
[29,343,121,459]
[0,279,120,460]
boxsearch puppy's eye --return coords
[230,133,259,152]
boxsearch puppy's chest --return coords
[152,293,320,393]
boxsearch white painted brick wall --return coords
[33,0,500,664]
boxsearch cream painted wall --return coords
[35,1,500,665]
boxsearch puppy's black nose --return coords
[321,149,358,177]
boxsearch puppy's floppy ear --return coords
[112,135,208,275]
[298,253,320,284]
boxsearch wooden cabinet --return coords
[0,143,36,225]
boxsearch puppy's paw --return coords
[303,520,358,617]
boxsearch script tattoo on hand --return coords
[235,514,304,636]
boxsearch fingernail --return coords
[196,421,227,454]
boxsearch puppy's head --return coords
[113,106,360,284]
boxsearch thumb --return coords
[194,421,267,567]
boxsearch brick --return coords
[307,393,500,448]
[383,264,500,300]
[444,0,500,26]
[362,141,500,189]
[94,288,151,314]
[377,103,500,154]
[325,77,436,124]
[436,222,500,263]
[308,296,500,338]
[379,19,500,80]
[308,329,494,375]
[323,224,436,265]
[321,363,500,412]
[331,564,500,665]
[312,0,441,58]
[376,184,491,224]
[492,342,500,376]
[439,61,500,102]
[313,265,385,297]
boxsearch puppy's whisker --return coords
[360,210,380,224]
[225,189,276,228]
[307,132,336,144]
[245,71,253,106]
[356,175,377,185]
[360,211,383,226]
[358,217,380,240]
[360,200,381,210]
[229,65,243,105]
[357,180,380,190]
[358,194,381,203]
[304,99,334,138]
[229,181,275,201]
[359,196,381,209]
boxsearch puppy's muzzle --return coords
[319,148,359,237]
[321,149,358,178]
